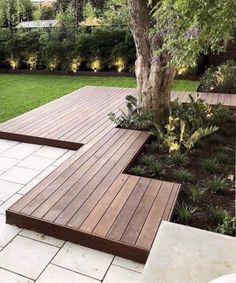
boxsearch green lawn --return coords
[0,74,199,123]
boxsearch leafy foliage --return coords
[109,95,154,130]
[151,0,236,70]
[199,61,236,94]
[216,215,236,236]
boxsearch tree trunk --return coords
[135,55,175,124]
[128,0,175,124]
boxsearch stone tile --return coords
[36,166,57,181]
[0,268,33,283]
[0,139,18,153]
[52,242,113,280]
[53,150,75,167]
[0,166,40,185]
[0,194,23,215]
[33,146,68,160]
[17,155,54,171]
[0,156,20,172]
[0,236,59,280]
[140,221,236,283]
[113,257,144,273]
[20,229,64,248]
[36,264,100,283]
[18,178,42,195]
[103,265,141,283]
[0,214,21,247]
[2,143,41,159]
[0,180,23,201]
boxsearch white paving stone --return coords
[2,143,41,159]
[140,221,236,283]
[53,150,75,166]
[0,236,59,280]
[33,146,68,160]
[52,242,114,280]
[0,194,23,215]
[0,166,40,185]
[0,214,21,247]
[113,257,144,273]
[0,156,20,172]
[17,155,54,171]
[36,166,57,181]
[103,265,141,283]
[0,180,23,201]
[18,177,42,195]
[20,229,64,248]
[0,139,19,153]
[36,264,100,283]
[0,268,33,283]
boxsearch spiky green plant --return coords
[205,176,230,194]
[139,154,154,166]
[169,152,186,167]
[208,205,229,224]
[188,184,206,203]
[202,158,219,173]
[149,161,165,177]
[176,202,198,225]
[129,165,145,176]
[215,151,229,163]
[174,168,192,182]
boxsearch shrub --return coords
[129,165,145,176]
[149,161,165,177]
[215,151,229,164]
[174,168,192,182]
[176,202,198,225]
[208,205,229,224]
[202,158,219,174]
[139,154,154,166]
[109,95,154,130]
[216,215,236,236]
[169,152,186,167]
[198,60,236,94]
[188,184,206,203]
[205,176,230,194]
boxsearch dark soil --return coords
[126,115,235,234]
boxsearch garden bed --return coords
[112,96,236,236]
[126,116,235,233]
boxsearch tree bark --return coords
[128,0,175,124]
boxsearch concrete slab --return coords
[140,221,236,283]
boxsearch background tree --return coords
[128,0,236,123]
[0,0,33,28]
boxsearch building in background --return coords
[31,0,56,7]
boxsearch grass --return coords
[0,74,199,122]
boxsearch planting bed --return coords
[126,112,235,235]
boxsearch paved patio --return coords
[0,139,144,282]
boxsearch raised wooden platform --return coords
[0,86,235,149]
[4,86,234,262]
[6,128,180,262]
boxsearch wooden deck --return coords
[0,86,235,149]
[6,128,180,262]
[4,86,234,262]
